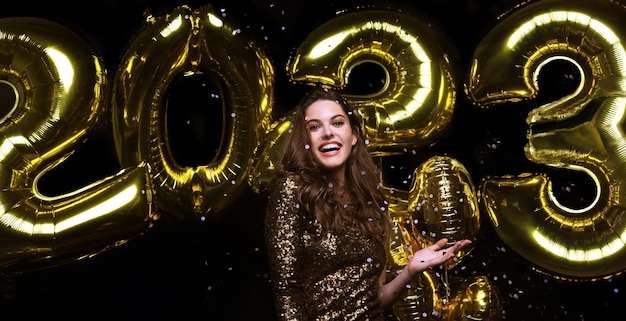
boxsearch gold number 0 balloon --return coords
[113,5,274,219]
[287,9,457,156]
[0,18,155,278]
[466,0,626,280]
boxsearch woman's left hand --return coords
[407,238,472,274]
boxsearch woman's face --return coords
[304,99,357,180]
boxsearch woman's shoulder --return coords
[273,172,300,191]
[267,172,302,210]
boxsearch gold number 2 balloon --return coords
[287,9,457,156]
[0,18,155,278]
[113,5,275,220]
[466,0,626,280]
[251,8,459,190]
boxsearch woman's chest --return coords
[301,219,385,268]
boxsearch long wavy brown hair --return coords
[277,87,390,242]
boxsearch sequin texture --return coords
[265,175,387,321]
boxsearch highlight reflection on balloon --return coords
[287,9,457,156]
[112,5,275,220]
[0,17,155,280]
[466,0,626,280]
[408,156,479,269]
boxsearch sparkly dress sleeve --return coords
[264,175,306,321]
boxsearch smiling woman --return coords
[264,87,471,320]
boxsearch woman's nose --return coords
[322,126,334,138]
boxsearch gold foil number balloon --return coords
[0,18,155,279]
[389,213,421,268]
[249,115,291,194]
[385,187,442,321]
[445,276,502,321]
[287,9,457,156]
[113,5,275,220]
[392,270,442,321]
[466,0,626,280]
[254,8,459,189]
[408,156,479,269]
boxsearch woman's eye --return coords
[333,121,344,126]
[308,124,320,131]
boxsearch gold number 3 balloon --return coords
[0,18,155,278]
[467,0,626,280]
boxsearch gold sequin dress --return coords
[265,175,387,321]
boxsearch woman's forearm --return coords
[378,266,416,310]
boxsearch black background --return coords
[0,0,623,320]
